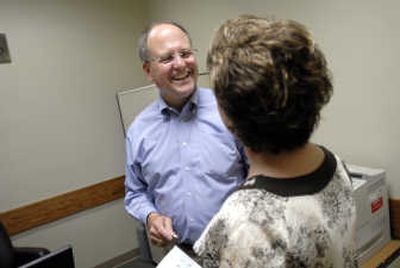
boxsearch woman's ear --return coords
[217,105,235,132]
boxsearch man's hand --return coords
[147,212,177,247]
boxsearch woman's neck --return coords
[246,143,324,179]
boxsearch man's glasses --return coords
[149,49,198,65]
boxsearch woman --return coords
[194,15,358,268]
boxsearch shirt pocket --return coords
[140,138,177,189]
[194,130,243,180]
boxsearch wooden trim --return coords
[390,198,400,239]
[0,175,125,236]
[362,240,400,268]
[2,175,399,240]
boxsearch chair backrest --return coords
[0,221,15,268]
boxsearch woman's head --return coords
[208,15,333,154]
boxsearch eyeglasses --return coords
[149,48,198,65]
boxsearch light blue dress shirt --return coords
[124,87,247,243]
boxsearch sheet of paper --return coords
[156,245,201,268]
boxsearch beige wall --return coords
[0,0,148,267]
[1,0,400,267]
[147,0,400,196]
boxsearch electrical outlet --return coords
[0,33,11,64]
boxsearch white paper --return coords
[156,245,202,268]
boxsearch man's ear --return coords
[143,62,153,82]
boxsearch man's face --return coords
[143,24,198,109]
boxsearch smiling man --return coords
[142,23,197,111]
[124,21,247,255]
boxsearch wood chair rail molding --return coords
[1,176,400,239]
[0,175,125,236]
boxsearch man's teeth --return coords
[173,72,190,80]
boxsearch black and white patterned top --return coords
[194,147,358,268]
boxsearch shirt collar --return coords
[158,89,198,119]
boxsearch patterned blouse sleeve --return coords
[196,215,230,268]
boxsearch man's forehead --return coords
[147,24,190,51]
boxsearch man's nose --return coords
[172,54,186,67]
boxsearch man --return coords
[124,21,247,251]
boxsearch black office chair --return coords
[0,221,50,268]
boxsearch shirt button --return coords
[187,192,192,197]
[182,142,187,147]
[184,166,190,171]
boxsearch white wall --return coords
[147,0,400,196]
[0,0,149,267]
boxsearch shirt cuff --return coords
[138,206,158,225]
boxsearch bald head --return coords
[138,21,192,62]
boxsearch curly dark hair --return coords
[207,15,333,154]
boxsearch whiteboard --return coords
[116,84,159,136]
